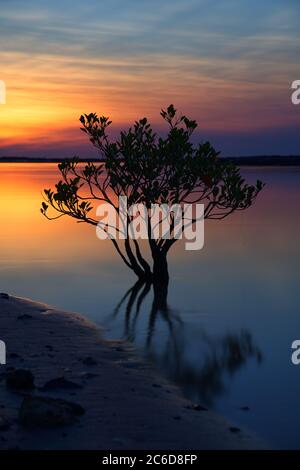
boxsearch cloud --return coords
[0,0,299,155]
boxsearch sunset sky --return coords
[0,0,299,157]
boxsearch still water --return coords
[0,163,300,448]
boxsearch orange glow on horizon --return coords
[1,49,298,155]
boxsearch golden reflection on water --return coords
[0,163,116,266]
[0,163,299,273]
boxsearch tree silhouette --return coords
[41,105,264,286]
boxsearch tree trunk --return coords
[152,253,169,284]
[152,253,169,311]
[133,251,170,309]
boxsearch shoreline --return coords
[1,156,300,166]
[0,294,266,450]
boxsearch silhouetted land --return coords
[1,155,300,165]
[224,155,300,166]
[0,156,102,163]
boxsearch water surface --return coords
[0,163,300,448]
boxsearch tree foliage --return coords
[41,105,264,281]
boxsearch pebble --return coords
[6,369,35,391]
[0,416,10,431]
[229,427,241,433]
[40,377,83,391]
[81,357,98,366]
[0,293,9,300]
[17,314,33,320]
[19,395,85,427]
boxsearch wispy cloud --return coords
[0,0,299,156]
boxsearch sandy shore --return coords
[0,294,266,450]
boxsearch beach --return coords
[0,294,265,450]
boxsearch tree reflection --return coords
[111,280,262,406]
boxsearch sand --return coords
[0,294,266,450]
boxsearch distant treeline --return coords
[1,155,300,166]
[224,156,300,166]
[0,156,102,163]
